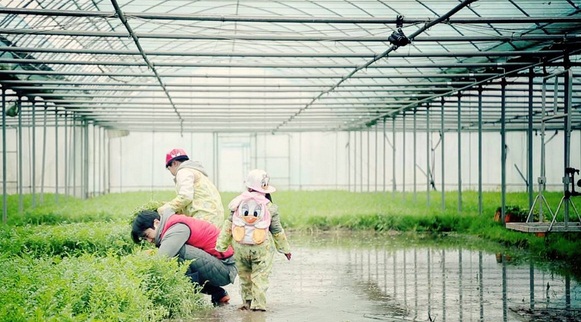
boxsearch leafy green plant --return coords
[0,254,206,321]
[5,185,580,322]
[0,222,135,258]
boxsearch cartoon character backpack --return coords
[231,191,272,245]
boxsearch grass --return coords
[4,190,580,264]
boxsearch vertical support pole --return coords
[539,78,548,222]
[79,117,84,197]
[40,103,47,203]
[478,86,483,215]
[527,68,534,208]
[118,137,122,193]
[16,96,24,212]
[55,108,59,203]
[441,97,445,210]
[347,131,351,191]
[563,67,573,226]
[413,108,417,201]
[426,104,431,206]
[352,131,356,192]
[17,96,23,212]
[375,123,378,192]
[2,89,6,223]
[106,133,111,194]
[457,91,462,212]
[392,116,396,197]
[367,128,370,192]
[99,127,107,195]
[383,118,386,192]
[92,124,96,196]
[402,112,406,198]
[83,119,89,199]
[31,99,36,207]
[359,130,363,192]
[64,112,68,196]
[501,78,507,223]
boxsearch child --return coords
[216,169,292,311]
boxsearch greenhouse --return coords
[1,0,581,321]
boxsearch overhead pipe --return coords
[5,80,477,88]
[0,69,503,78]
[1,7,579,24]
[0,46,564,59]
[0,57,538,69]
[1,27,578,42]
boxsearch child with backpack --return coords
[216,169,292,311]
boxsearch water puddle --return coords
[187,231,581,322]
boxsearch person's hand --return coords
[285,253,292,261]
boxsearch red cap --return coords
[165,148,189,168]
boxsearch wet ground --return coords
[186,231,581,322]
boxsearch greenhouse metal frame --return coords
[1,0,581,230]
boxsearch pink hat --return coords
[245,169,276,193]
[165,148,189,168]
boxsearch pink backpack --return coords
[230,191,272,245]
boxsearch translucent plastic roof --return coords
[1,0,580,133]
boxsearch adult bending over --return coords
[131,210,237,306]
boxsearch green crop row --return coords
[1,189,580,322]
[0,254,206,322]
[0,222,135,258]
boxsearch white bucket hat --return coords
[245,169,276,193]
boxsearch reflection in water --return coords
[187,233,579,322]
[347,245,580,321]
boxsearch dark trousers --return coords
[186,270,228,304]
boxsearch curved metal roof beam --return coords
[273,0,478,133]
[109,0,184,135]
